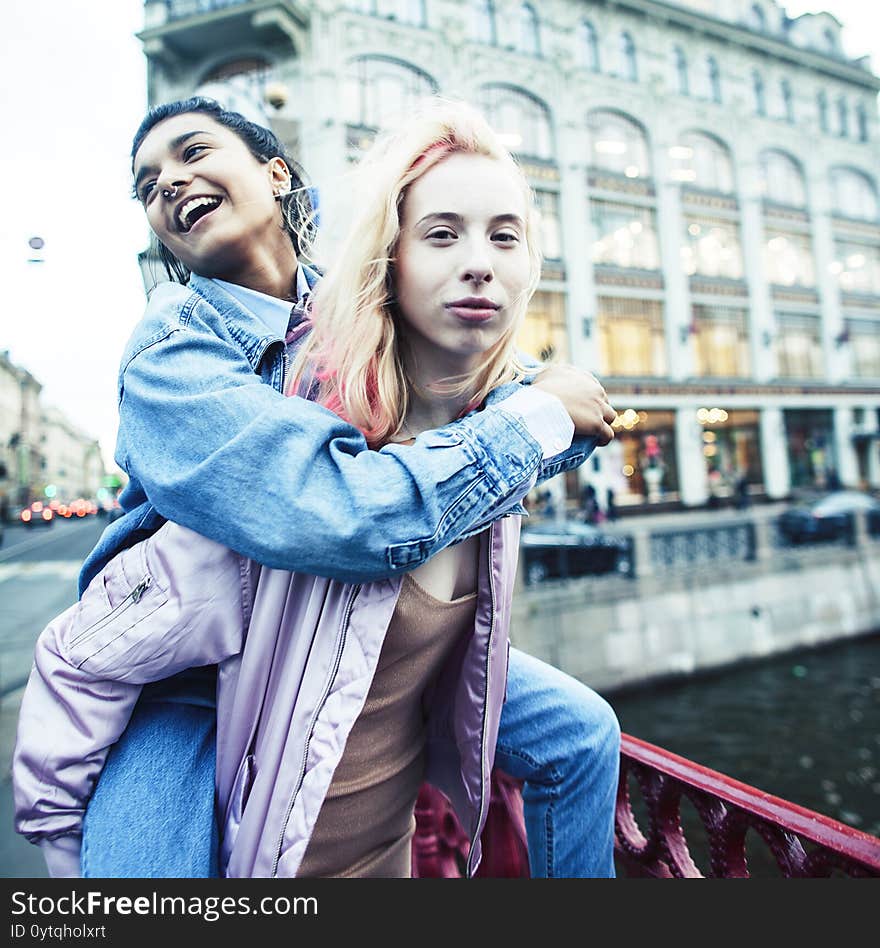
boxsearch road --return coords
[0,515,108,877]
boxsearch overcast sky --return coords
[1,1,878,473]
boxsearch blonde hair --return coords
[288,97,543,447]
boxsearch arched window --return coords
[817,90,829,133]
[197,57,274,124]
[781,79,794,123]
[674,47,689,96]
[760,150,806,207]
[518,3,540,56]
[837,97,849,138]
[344,56,437,130]
[823,28,837,55]
[830,167,879,221]
[404,0,426,26]
[472,0,496,45]
[479,85,554,160]
[856,102,869,143]
[587,110,651,178]
[707,56,721,103]
[619,32,637,81]
[748,4,766,32]
[580,20,600,72]
[753,71,766,116]
[670,131,735,193]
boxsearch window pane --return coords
[597,297,666,376]
[849,322,880,377]
[833,241,880,294]
[764,230,815,286]
[760,150,806,207]
[519,290,568,361]
[480,85,553,159]
[692,305,750,377]
[472,0,495,44]
[670,132,734,192]
[591,201,660,270]
[535,190,563,260]
[775,314,823,377]
[345,57,436,128]
[588,111,650,178]
[830,168,879,221]
[682,216,743,279]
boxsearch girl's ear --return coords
[269,157,291,196]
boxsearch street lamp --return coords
[27,236,45,264]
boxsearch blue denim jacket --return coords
[80,269,594,595]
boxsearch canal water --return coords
[604,630,880,876]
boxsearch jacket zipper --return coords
[281,349,290,393]
[466,523,496,877]
[69,576,152,649]
[271,583,361,877]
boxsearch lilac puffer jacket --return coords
[13,515,520,878]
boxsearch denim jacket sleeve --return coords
[114,297,554,583]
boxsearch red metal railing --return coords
[411,733,880,878]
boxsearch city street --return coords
[0,515,107,877]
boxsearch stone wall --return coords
[510,527,880,692]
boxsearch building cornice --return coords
[611,0,880,91]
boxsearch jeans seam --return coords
[494,743,563,784]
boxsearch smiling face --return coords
[132,112,295,289]
[394,152,532,383]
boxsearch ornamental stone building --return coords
[136,0,880,513]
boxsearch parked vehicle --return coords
[20,501,54,527]
[776,490,880,544]
[519,519,633,585]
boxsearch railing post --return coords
[631,529,654,579]
[751,516,774,561]
[853,509,869,549]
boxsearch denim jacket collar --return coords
[188,265,321,374]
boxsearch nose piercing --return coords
[163,185,178,199]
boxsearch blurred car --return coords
[20,501,54,527]
[776,490,880,544]
[520,520,633,585]
[68,497,99,518]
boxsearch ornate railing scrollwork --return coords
[412,734,880,878]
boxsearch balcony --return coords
[140,0,309,61]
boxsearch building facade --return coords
[136,0,880,512]
[0,350,106,519]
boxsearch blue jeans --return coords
[81,649,619,878]
[496,649,620,878]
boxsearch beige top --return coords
[297,573,478,878]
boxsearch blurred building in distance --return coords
[0,350,108,518]
[135,0,880,513]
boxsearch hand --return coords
[532,364,616,445]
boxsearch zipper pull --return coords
[131,577,151,603]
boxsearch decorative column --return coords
[675,406,708,507]
[557,119,597,372]
[865,407,880,489]
[806,162,849,383]
[759,406,791,499]
[738,171,775,382]
[654,141,692,381]
[833,406,860,488]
